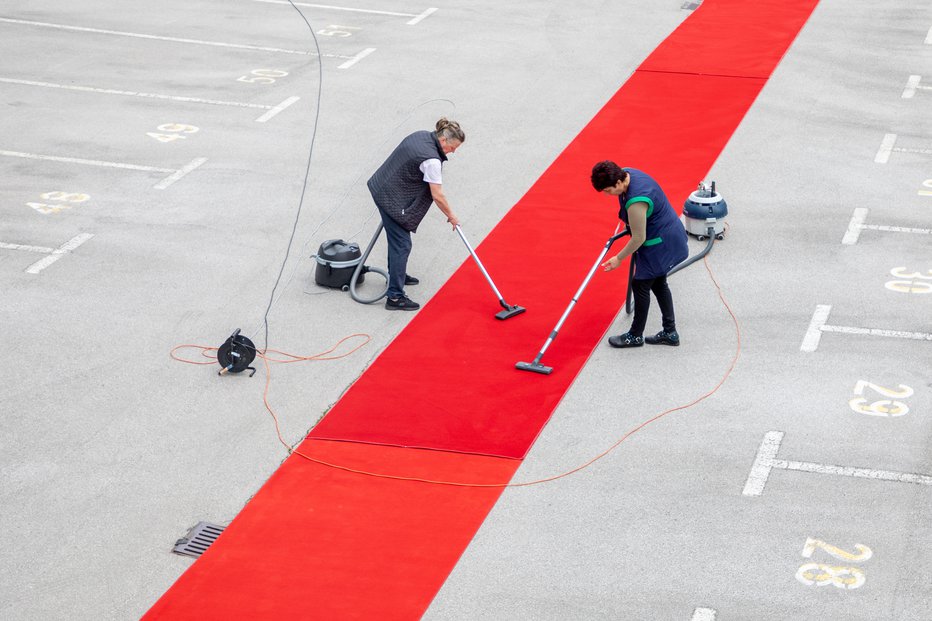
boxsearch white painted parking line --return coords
[742,430,784,496]
[0,77,271,110]
[691,607,716,621]
[874,133,897,163]
[743,431,932,497]
[842,207,932,244]
[1,150,206,189]
[875,133,932,163]
[23,233,94,275]
[153,157,208,190]
[252,0,438,23]
[0,17,351,58]
[0,241,56,254]
[255,96,301,122]
[819,324,932,340]
[842,207,868,244]
[0,150,174,173]
[801,304,932,351]
[801,304,831,352]
[338,47,376,69]
[861,223,932,235]
[926,26,932,44]
[901,75,930,98]
[407,8,439,25]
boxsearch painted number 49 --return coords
[147,123,199,143]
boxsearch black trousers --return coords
[629,275,676,337]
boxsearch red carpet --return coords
[308,64,780,460]
[146,1,820,618]
[143,441,518,620]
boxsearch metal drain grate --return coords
[173,521,225,558]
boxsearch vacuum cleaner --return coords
[334,221,525,320]
[622,181,729,310]
[516,228,631,375]
[518,181,729,375]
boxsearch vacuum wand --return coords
[455,225,526,320]
[516,228,631,375]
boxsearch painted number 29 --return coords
[796,538,872,590]
[849,380,913,417]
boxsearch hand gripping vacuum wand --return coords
[516,227,631,375]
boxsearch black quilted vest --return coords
[367,130,447,232]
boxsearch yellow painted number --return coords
[920,179,932,196]
[849,381,912,417]
[796,538,871,590]
[27,191,90,215]
[237,69,288,84]
[801,538,873,562]
[796,563,866,589]
[317,25,360,37]
[147,123,199,142]
[886,266,932,294]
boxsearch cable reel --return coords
[217,329,257,377]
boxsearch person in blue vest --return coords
[367,118,465,311]
[591,161,688,347]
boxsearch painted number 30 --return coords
[885,267,932,294]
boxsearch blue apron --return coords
[618,168,689,280]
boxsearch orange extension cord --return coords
[172,253,738,489]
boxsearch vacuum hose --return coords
[349,222,390,304]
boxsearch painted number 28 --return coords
[796,538,872,590]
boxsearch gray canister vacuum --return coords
[314,221,525,320]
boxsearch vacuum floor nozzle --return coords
[496,304,526,321]
[515,360,552,375]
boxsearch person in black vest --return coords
[591,161,688,348]
[367,118,465,310]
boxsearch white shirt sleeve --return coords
[419,158,443,184]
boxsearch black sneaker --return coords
[385,295,420,311]
[404,274,419,286]
[607,332,643,348]
[645,330,680,346]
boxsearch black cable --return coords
[259,0,323,353]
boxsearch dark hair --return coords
[590,160,627,191]
[436,117,465,143]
